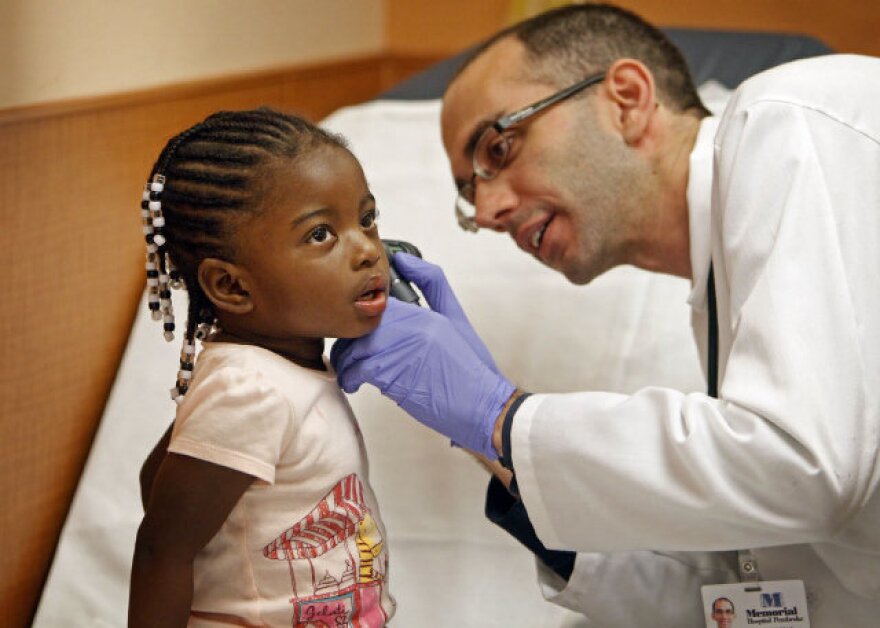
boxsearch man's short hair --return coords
[455,2,709,116]
[712,597,735,612]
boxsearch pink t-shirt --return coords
[167,342,395,627]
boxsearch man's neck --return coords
[631,110,702,279]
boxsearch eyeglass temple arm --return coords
[497,73,606,129]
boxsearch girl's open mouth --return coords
[354,287,387,316]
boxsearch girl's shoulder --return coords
[195,342,338,401]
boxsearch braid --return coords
[140,107,347,403]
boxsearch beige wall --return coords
[11,0,875,112]
[0,0,385,109]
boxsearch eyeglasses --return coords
[455,72,606,232]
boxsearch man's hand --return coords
[391,253,500,373]
[331,298,515,459]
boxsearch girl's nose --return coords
[351,231,382,269]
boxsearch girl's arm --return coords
[129,452,254,628]
[139,422,173,510]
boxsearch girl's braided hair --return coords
[140,107,347,402]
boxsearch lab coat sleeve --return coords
[537,549,737,627]
[486,475,738,625]
[510,91,879,554]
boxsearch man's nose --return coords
[473,175,519,232]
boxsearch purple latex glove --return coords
[391,253,500,374]
[331,297,515,459]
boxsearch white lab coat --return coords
[513,55,880,626]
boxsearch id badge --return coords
[702,580,810,627]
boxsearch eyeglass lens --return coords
[473,127,511,180]
[455,188,478,231]
[454,126,510,231]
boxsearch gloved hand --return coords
[331,297,515,459]
[391,253,500,373]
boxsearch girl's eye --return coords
[307,225,334,244]
[361,208,379,229]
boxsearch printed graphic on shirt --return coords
[263,473,388,627]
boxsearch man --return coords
[332,3,880,625]
[711,597,736,628]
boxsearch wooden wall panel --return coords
[386,0,509,54]
[386,0,880,57]
[0,54,433,628]
[628,0,879,56]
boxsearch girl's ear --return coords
[198,258,254,314]
[604,58,657,145]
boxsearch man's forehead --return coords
[441,38,530,163]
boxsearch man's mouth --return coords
[522,213,555,255]
[531,220,550,249]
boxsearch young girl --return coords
[129,108,395,627]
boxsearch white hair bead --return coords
[184,343,196,355]
[146,262,157,271]
[153,234,166,246]
[147,277,159,287]
[151,310,162,321]
[148,200,161,211]
[147,244,158,253]
[141,209,150,219]
[180,370,192,380]
[152,216,165,228]
[164,330,174,341]
[142,225,154,235]
[150,181,165,193]
[142,190,150,201]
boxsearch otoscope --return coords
[382,239,422,305]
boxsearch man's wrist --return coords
[493,389,534,468]
[493,390,522,455]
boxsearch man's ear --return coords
[604,58,656,145]
[198,258,254,315]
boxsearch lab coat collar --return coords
[686,115,719,310]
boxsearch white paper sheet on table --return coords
[34,83,731,628]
